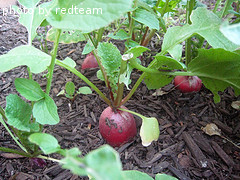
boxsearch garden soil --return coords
[0,2,240,180]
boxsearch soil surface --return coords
[0,2,240,180]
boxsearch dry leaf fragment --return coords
[202,123,221,136]
[152,89,168,96]
[231,101,240,110]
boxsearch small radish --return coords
[81,52,98,70]
[174,76,202,93]
[99,106,137,147]
[29,158,47,169]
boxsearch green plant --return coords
[57,81,92,100]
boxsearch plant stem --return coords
[140,27,149,46]
[56,60,111,106]
[27,67,33,80]
[213,0,221,13]
[221,0,230,18]
[118,107,145,119]
[185,0,195,66]
[237,1,240,13]
[126,0,139,45]
[0,147,31,157]
[46,29,61,95]
[96,28,104,46]
[120,73,145,106]
[160,0,169,17]
[114,60,128,108]
[141,0,167,47]
[0,107,27,152]
[38,155,61,163]
[88,34,97,48]
[142,29,156,47]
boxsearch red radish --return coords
[174,76,202,93]
[99,106,137,147]
[81,52,98,70]
[29,158,47,169]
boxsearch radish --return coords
[81,52,98,70]
[99,106,137,147]
[174,76,202,93]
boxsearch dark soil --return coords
[0,2,240,180]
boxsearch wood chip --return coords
[211,141,235,167]
[183,132,208,168]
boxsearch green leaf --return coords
[119,64,133,90]
[18,0,40,8]
[220,22,240,46]
[155,174,178,180]
[33,95,60,125]
[97,42,122,93]
[15,78,45,101]
[61,57,76,68]
[168,44,182,61]
[15,1,54,42]
[77,87,92,95]
[122,170,154,180]
[216,0,235,17]
[65,81,75,96]
[0,45,51,74]
[188,48,240,102]
[47,28,86,44]
[5,94,39,132]
[82,41,95,55]
[140,117,159,146]
[47,0,133,33]
[84,145,123,180]
[29,133,61,154]
[161,8,239,54]
[126,46,150,59]
[125,40,140,49]
[133,8,159,30]
[108,29,131,40]
[145,56,185,89]
[60,148,87,176]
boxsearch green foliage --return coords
[47,28,86,44]
[33,94,60,125]
[78,87,92,95]
[61,57,77,68]
[97,42,122,94]
[29,133,61,154]
[47,0,133,33]
[144,56,185,89]
[122,170,153,179]
[15,0,55,43]
[220,22,240,46]
[133,8,160,30]
[126,46,150,59]
[82,42,95,55]
[155,173,178,180]
[65,81,75,98]
[108,29,131,40]
[5,94,39,132]
[188,48,240,102]
[140,117,160,146]
[15,78,45,101]
[162,8,239,54]
[60,148,87,176]
[0,45,51,74]
[84,145,123,180]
